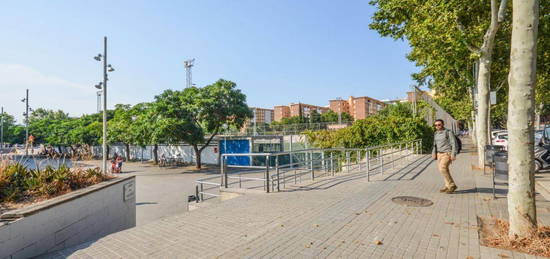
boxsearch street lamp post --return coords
[1,106,4,150]
[94,36,115,174]
[96,91,102,113]
[21,89,30,155]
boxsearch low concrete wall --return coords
[0,176,136,258]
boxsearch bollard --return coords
[195,185,200,203]
[221,156,227,188]
[265,155,270,193]
[366,149,370,182]
[310,151,315,181]
[276,156,280,192]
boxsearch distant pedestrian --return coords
[116,155,124,173]
[432,119,458,193]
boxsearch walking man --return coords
[432,119,458,193]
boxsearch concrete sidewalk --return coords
[46,141,550,258]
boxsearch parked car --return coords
[535,130,543,144]
[535,125,550,172]
[492,132,508,150]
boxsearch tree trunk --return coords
[507,0,538,238]
[193,144,202,169]
[475,0,507,167]
[476,60,491,166]
[153,144,158,164]
[106,145,110,160]
[125,143,130,161]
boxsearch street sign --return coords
[490,91,497,105]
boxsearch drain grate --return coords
[391,196,433,207]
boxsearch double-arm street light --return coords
[21,89,33,155]
[94,36,115,174]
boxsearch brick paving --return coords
[45,140,550,258]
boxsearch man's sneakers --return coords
[445,186,457,194]
[440,186,457,193]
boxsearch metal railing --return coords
[221,121,353,136]
[193,139,423,202]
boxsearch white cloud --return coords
[0,64,97,123]
[0,64,88,90]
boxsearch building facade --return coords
[274,103,329,122]
[250,107,274,125]
[274,105,291,122]
[328,96,387,120]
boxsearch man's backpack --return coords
[447,129,462,154]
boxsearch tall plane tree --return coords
[153,79,252,169]
[369,0,510,166]
[507,0,539,238]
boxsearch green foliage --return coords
[152,79,252,168]
[306,104,433,153]
[0,112,25,144]
[320,110,353,123]
[0,161,109,203]
[369,0,549,126]
[272,116,307,125]
[271,111,354,126]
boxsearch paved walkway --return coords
[46,141,550,258]
[78,161,219,225]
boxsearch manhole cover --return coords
[391,196,433,207]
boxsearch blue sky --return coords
[0,0,418,123]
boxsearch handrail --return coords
[193,139,423,202]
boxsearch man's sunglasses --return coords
[434,124,443,127]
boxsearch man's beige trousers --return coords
[437,152,456,189]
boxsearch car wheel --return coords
[535,160,542,173]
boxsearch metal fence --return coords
[221,121,353,136]
[194,139,423,202]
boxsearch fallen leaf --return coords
[466,256,474,259]
[432,234,440,237]
[497,254,510,258]
[315,224,320,227]
[355,212,361,215]
[280,224,284,227]
[374,240,383,245]
[445,222,455,225]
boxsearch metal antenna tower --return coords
[184,58,195,88]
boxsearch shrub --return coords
[0,160,110,204]
[305,104,434,153]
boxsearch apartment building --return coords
[289,103,329,117]
[273,103,329,122]
[250,107,274,124]
[274,105,291,122]
[329,99,350,115]
[240,107,275,133]
[329,96,387,120]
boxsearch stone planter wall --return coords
[0,176,136,258]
